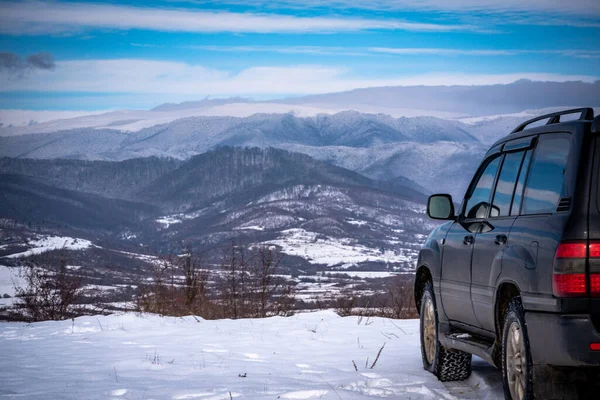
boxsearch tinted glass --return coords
[491,151,525,217]
[511,150,532,216]
[465,157,501,219]
[522,135,571,215]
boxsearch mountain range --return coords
[1,81,598,278]
[1,110,527,198]
[0,147,432,273]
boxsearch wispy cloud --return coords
[188,45,369,56]
[175,0,600,27]
[370,47,600,58]
[1,58,596,97]
[0,1,475,35]
[183,45,600,59]
[0,52,56,74]
[177,0,600,17]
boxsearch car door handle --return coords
[463,235,474,245]
[495,234,507,245]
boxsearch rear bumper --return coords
[526,312,600,367]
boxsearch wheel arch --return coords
[414,265,433,315]
[494,280,522,341]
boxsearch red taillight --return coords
[589,241,600,296]
[591,275,600,296]
[553,241,600,297]
[553,273,587,296]
[553,242,587,297]
[590,343,600,351]
[590,242,600,258]
[555,243,587,258]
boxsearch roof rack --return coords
[511,107,595,134]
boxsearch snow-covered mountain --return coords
[0,148,432,275]
[1,110,520,198]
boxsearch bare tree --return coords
[249,245,294,318]
[15,257,82,321]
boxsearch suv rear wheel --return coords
[502,298,533,400]
[420,282,472,381]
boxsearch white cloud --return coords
[176,0,600,28]
[188,45,369,56]
[1,59,597,96]
[0,1,473,35]
[370,47,600,58]
[182,0,600,17]
[142,45,600,59]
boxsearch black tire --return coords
[501,297,534,400]
[420,281,472,382]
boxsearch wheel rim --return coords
[506,321,526,400]
[423,297,436,364]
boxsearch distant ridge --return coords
[277,80,600,116]
[151,97,252,112]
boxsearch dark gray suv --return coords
[414,108,600,399]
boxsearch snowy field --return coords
[267,229,414,266]
[5,235,93,259]
[0,311,502,399]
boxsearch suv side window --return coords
[464,156,501,219]
[522,134,572,215]
[490,151,526,218]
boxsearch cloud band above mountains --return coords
[0,58,596,96]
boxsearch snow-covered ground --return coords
[0,265,24,306]
[5,235,94,258]
[0,311,503,399]
[267,229,412,267]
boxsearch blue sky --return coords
[0,0,599,110]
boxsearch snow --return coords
[156,216,183,228]
[320,271,397,279]
[234,225,265,231]
[0,310,503,399]
[0,103,342,136]
[155,209,212,228]
[346,219,368,226]
[0,102,468,137]
[3,235,94,258]
[267,229,411,266]
[0,265,24,305]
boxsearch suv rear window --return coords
[522,134,571,215]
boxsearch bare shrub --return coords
[137,241,295,320]
[136,248,215,318]
[334,275,417,319]
[335,293,358,317]
[14,257,82,321]
[380,276,417,319]
[218,242,295,319]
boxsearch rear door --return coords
[504,133,573,302]
[471,146,530,332]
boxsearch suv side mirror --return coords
[427,194,455,220]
